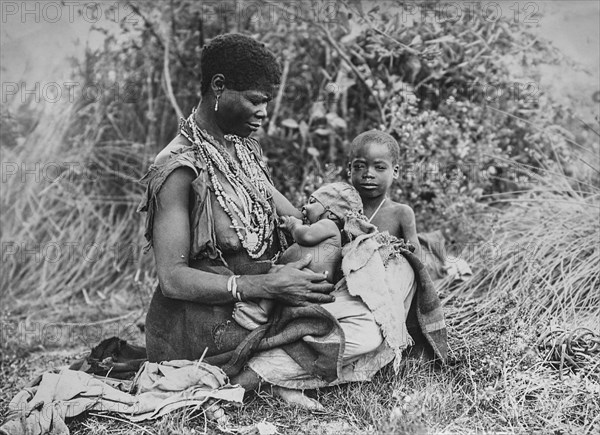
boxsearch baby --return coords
[233,182,384,361]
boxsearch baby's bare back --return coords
[278,240,341,283]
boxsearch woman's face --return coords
[216,88,272,137]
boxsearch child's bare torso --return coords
[368,204,404,239]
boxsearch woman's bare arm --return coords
[152,167,230,303]
[152,168,335,305]
[270,185,303,219]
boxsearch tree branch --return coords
[163,30,184,120]
[313,22,386,126]
[267,50,291,136]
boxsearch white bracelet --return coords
[227,275,235,298]
[227,275,241,301]
[232,275,241,301]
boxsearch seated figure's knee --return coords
[342,319,384,360]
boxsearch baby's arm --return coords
[279,216,339,246]
[395,205,423,261]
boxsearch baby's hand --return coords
[279,215,303,232]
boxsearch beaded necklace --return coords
[180,109,275,259]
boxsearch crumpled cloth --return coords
[248,232,452,387]
[0,360,244,435]
[248,231,449,389]
[342,231,448,367]
[205,303,346,383]
[341,232,414,370]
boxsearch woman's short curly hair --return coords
[349,129,401,165]
[200,33,282,96]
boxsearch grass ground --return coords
[2,313,598,434]
[2,242,599,435]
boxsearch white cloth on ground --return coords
[0,360,244,435]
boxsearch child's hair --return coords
[349,129,400,165]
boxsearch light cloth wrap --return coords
[0,361,244,435]
[247,231,421,388]
[341,231,417,371]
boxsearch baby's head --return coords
[348,129,400,199]
[303,182,363,227]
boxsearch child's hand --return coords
[279,215,303,232]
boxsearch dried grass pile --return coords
[1,100,155,330]
[432,151,600,433]
[447,176,599,330]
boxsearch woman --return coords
[139,34,442,410]
[139,33,341,405]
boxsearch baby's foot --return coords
[271,386,325,411]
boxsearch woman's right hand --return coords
[262,254,335,306]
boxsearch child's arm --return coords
[279,216,339,246]
[395,205,423,261]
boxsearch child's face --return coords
[302,196,327,224]
[349,142,399,199]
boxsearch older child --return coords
[348,129,423,261]
[347,129,422,356]
[233,182,384,361]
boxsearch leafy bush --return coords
[2,0,596,320]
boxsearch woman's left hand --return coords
[261,254,334,306]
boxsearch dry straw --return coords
[1,99,155,333]
[443,139,600,382]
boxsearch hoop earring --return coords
[214,95,220,112]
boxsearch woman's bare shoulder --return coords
[154,135,192,166]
